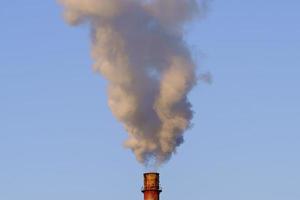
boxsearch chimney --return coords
[142,172,162,200]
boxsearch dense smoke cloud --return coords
[59,0,207,166]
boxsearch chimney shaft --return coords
[142,173,162,200]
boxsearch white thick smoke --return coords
[59,0,207,166]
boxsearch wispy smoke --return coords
[59,0,208,166]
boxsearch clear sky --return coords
[0,1,299,200]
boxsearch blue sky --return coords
[0,0,299,200]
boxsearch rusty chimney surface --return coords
[142,172,162,200]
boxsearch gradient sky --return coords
[1,1,299,200]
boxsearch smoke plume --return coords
[59,0,207,166]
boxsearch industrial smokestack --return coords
[142,173,162,200]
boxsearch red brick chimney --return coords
[142,173,162,200]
